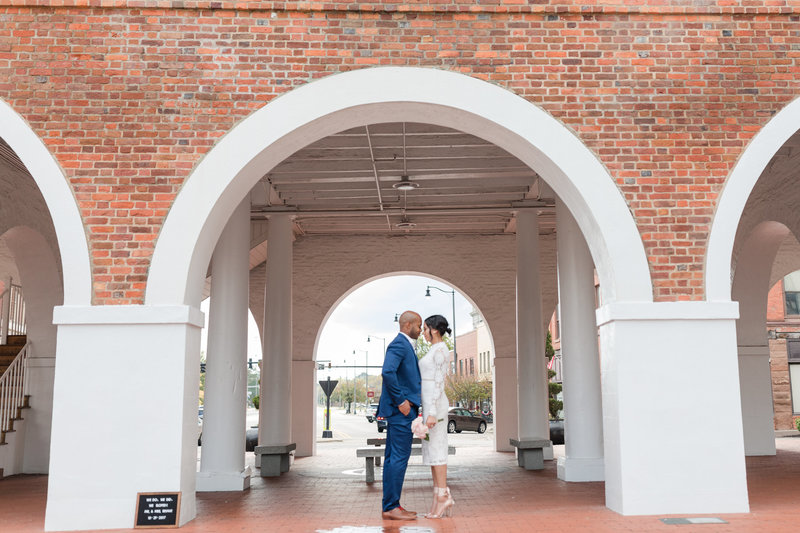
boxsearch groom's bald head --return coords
[398,311,422,339]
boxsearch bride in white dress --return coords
[419,314,455,518]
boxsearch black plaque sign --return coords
[135,492,181,528]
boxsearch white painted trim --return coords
[148,67,652,307]
[0,99,92,306]
[706,96,800,302]
[53,305,204,327]
[596,301,739,326]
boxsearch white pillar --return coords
[737,346,775,455]
[555,200,604,481]
[259,215,293,447]
[493,356,517,452]
[597,302,749,515]
[515,211,550,448]
[46,306,204,530]
[291,360,317,457]
[197,200,251,491]
[731,227,780,456]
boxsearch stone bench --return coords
[356,444,455,483]
[255,443,296,477]
[365,438,422,466]
[509,438,551,470]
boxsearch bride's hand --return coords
[426,415,437,428]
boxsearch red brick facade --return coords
[767,279,800,430]
[1,1,799,304]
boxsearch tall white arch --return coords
[0,100,92,305]
[706,96,800,302]
[147,67,651,307]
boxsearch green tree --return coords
[415,332,454,359]
[545,331,563,419]
[445,374,491,410]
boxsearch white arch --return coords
[312,271,495,363]
[0,100,92,305]
[706,96,800,302]
[148,67,651,307]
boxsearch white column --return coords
[46,305,204,531]
[515,211,550,446]
[493,356,517,452]
[597,302,749,515]
[555,200,604,481]
[259,215,293,447]
[731,229,779,456]
[197,200,251,491]
[737,346,775,455]
[291,360,317,457]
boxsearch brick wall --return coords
[1,2,799,303]
[246,232,555,366]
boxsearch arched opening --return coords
[312,274,496,455]
[148,67,651,307]
[709,97,800,483]
[0,99,86,483]
[140,67,655,523]
[706,95,800,302]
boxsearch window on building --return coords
[459,360,463,375]
[470,359,474,375]
[789,340,800,414]
[785,272,800,316]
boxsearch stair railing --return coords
[0,278,26,345]
[0,342,29,434]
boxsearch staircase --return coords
[0,280,29,478]
[0,335,30,478]
[0,334,26,377]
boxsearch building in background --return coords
[767,271,800,430]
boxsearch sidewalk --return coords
[3,438,800,532]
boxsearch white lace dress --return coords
[419,342,450,466]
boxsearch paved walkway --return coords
[3,438,800,532]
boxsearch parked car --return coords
[447,407,487,434]
[366,403,380,423]
[375,415,387,432]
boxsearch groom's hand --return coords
[398,400,411,416]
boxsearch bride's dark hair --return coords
[424,314,451,337]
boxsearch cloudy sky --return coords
[200,274,476,381]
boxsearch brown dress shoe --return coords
[381,507,417,520]
[398,505,417,516]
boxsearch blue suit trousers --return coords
[382,412,414,512]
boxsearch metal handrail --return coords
[0,342,29,434]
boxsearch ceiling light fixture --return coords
[394,185,416,229]
[392,175,420,191]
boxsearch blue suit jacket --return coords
[377,333,421,418]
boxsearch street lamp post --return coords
[367,335,386,402]
[353,348,368,414]
[425,284,457,375]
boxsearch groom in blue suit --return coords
[378,310,422,520]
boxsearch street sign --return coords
[367,390,374,398]
[319,379,338,397]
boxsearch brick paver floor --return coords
[3,438,800,532]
